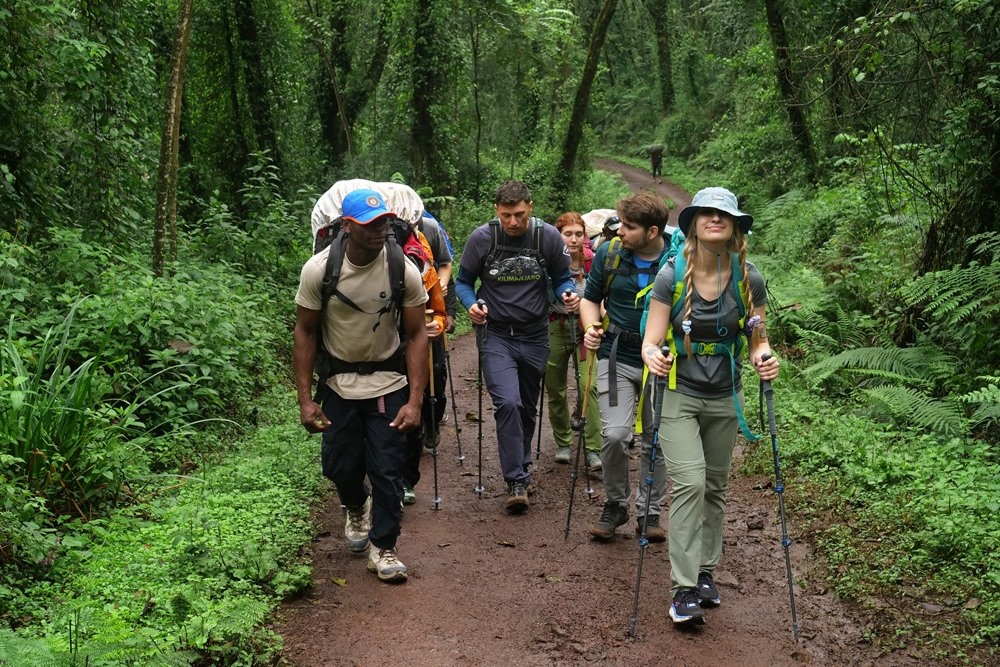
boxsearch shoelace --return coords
[348,509,366,530]
[378,549,401,566]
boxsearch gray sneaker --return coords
[344,496,372,553]
[589,501,628,541]
[367,545,408,583]
[554,447,572,464]
[585,451,602,471]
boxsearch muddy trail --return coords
[277,163,913,666]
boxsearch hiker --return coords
[650,145,664,182]
[399,221,449,507]
[641,186,778,624]
[580,192,672,543]
[293,188,429,583]
[544,212,602,471]
[455,180,577,513]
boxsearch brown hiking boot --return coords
[589,501,628,541]
[505,481,529,513]
[635,513,666,543]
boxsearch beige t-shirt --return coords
[296,245,428,399]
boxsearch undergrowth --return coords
[0,388,326,666]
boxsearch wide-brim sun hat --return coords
[342,188,393,225]
[677,187,753,235]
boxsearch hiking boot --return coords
[669,588,705,624]
[344,496,372,553]
[367,545,408,583]
[402,486,416,505]
[554,446,572,464]
[588,501,629,541]
[505,481,529,513]
[697,571,721,607]
[635,514,666,543]
[585,451,602,471]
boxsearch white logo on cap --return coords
[366,196,380,207]
[711,194,725,201]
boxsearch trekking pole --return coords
[443,334,465,464]
[534,381,545,460]
[564,352,597,539]
[562,291,592,496]
[628,347,669,638]
[474,299,487,497]
[427,312,441,510]
[761,353,800,642]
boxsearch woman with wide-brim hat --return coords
[641,187,780,626]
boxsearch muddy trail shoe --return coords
[402,486,416,505]
[367,546,408,583]
[669,588,706,625]
[635,514,666,543]
[505,481,529,513]
[588,501,628,541]
[344,496,372,553]
[585,451,602,471]
[554,447,572,464]
[698,571,721,607]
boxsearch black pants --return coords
[403,336,447,488]
[320,385,407,549]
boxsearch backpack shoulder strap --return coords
[387,236,407,317]
[669,253,687,319]
[602,237,624,294]
[321,235,349,313]
[729,252,748,319]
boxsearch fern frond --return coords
[902,260,1000,327]
[0,630,59,667]
[959,383,1000,405]
[968,231,1000,263]
[970,403,1000,426]
[863,386,968,435]
[148,649,200,667]
[805,345,955,385]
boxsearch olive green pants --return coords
[659,390,740,595]
[544,317,600,452]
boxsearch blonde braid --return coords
[735,231,759,351]
[682,229,696,358]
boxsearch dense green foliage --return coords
[1,0,998,663]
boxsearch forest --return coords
[1,0,997,664]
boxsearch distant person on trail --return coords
[580,192,672,544]
[545,212,602,471]
[455,180,578,513]
[641,186,779,625]
[650,144,664,182]
[294,188,428,583]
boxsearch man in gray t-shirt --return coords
[455,180,577,513]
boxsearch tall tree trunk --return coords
[763,0,818,183]
[412,0,437,185]
[645,0,674,113]
[469,9,483,202]
[233,0,282,172]
[153,0,194,277]
[555,0,619,208]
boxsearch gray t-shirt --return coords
[649,257,767,399]
[459,218,571,331]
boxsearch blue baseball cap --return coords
[342,188,393,225]
[677,187,753,235]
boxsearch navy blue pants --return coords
[320,385,407,550]
[480,326,549,484]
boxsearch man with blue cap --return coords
[293,187,429,583]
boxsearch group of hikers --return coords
[293,177,779,626]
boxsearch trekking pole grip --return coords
[761,353,777,437]
[652,346,669,424]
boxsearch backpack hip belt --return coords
[325,349,406,377]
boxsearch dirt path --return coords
[277,164,912,666]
